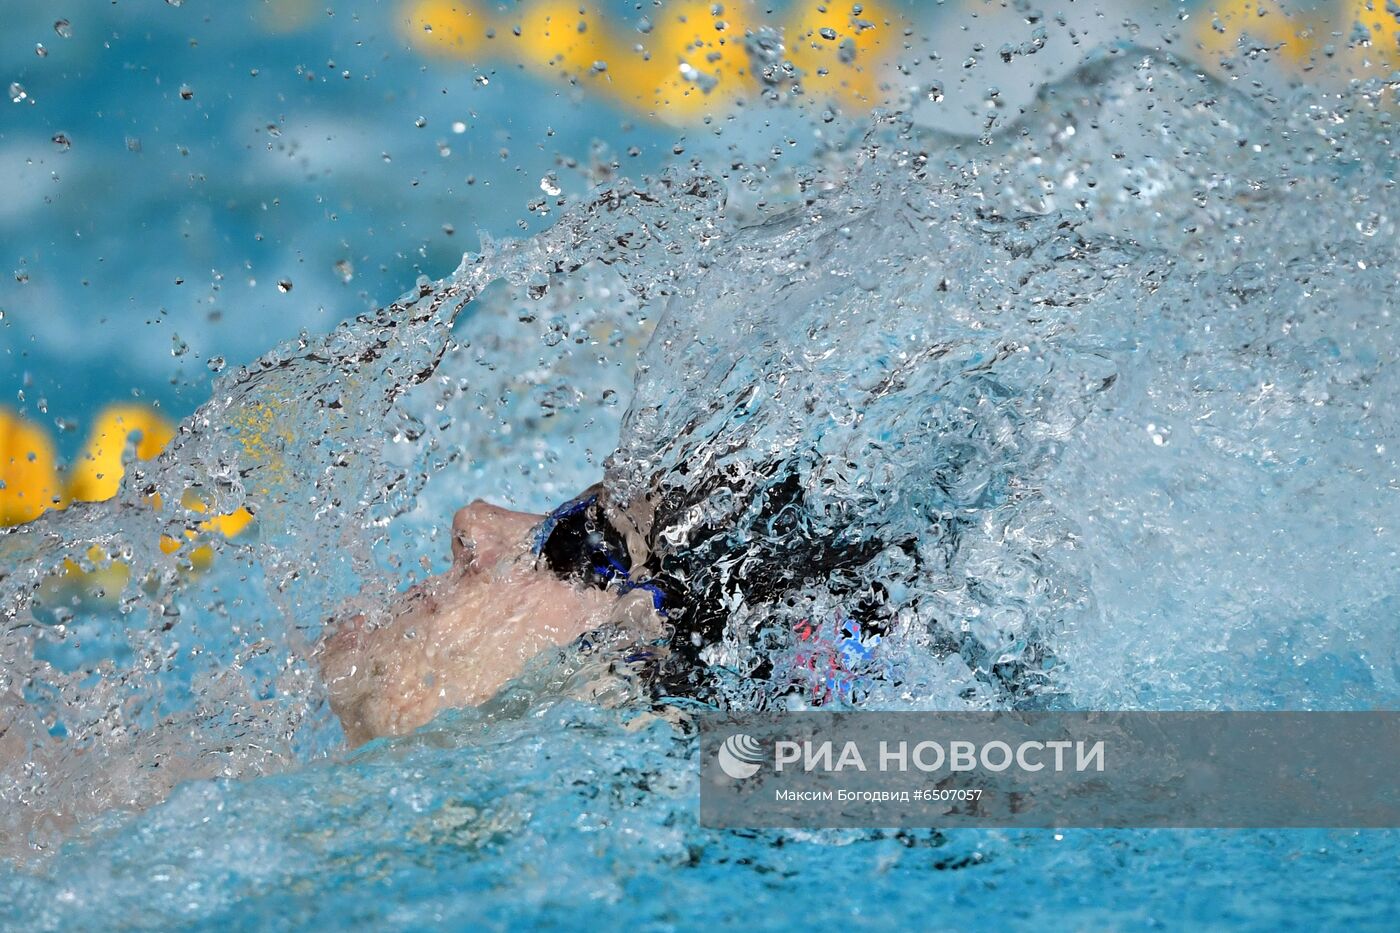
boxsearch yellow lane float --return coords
[403,0,904,120]
[1,404,254,608]
[1348,0,1400,70]
[1196,0,1400,74]
[1196,0,1320,67]
[0,408,63,526]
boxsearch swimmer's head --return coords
[533,460,1053,707]
[578,459,902,704]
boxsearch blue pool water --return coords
[0,0,675,447]
[5,701,1397,930]
[3,2,1400,930]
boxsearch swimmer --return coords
[320,491,636,745]
[322,481,693,745]
[320,471,841,744]
[322,464,1054,745]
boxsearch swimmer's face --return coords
[447,500,541,571]
[320,500,619,745]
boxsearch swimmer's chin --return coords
[318,500,633,747]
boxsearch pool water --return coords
[3,2,1400,930]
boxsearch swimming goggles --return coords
[534,486,668,612]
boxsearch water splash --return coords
[1,47,1398,925]
[0,172,724,856]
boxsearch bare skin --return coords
[320,500,621,746]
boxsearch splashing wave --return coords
[1,49,1398,925]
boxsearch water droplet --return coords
[35,43,48,58]
[540,174,562,197]
[170,333,189,357]
[1356,213,1384,238]
[54,19,72,39]
[51,132,71,151]
[474,75,489,86]
[9,82,27,103]
[451,121,467,134]
[819,27,837,40]
[334,259,354,283]
[207,356,226,373]
[276,279,293,293]
[179,84,193,100]
[414,116,426,128]
[927,83,944,103]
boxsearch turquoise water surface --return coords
[2,2,1398,930]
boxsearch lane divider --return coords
[403,0,904,120]
[2,405,254,606]
[1197,1,1400,74]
